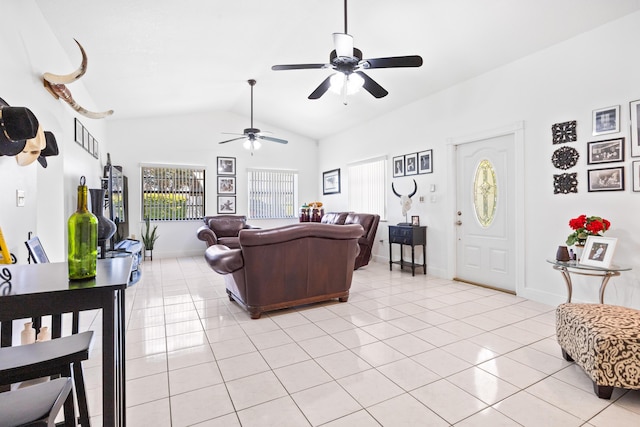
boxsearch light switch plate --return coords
[16,190,25,207]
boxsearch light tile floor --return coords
[75,257,640,426]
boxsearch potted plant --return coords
[141,217,159,260]
[566,214,610,260]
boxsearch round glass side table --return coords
[546,259,631,303]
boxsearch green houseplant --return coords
[141,217,159,260]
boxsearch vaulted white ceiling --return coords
[35,0,640,140]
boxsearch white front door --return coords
[455,133,516,292]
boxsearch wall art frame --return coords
[392,156,405,178]
[587,138,625,164]
[217,156,236,176]
[592,105,620,136]
[630,99,640,157]
[580,236,617,269]
[74,118,99,159]
[633,161,640,192]
[217,196,236,214]
[587,166,624,192]
[418,149,433,174]
[322,168,341,195]
[404,153,418,176]
[217,176,236,194]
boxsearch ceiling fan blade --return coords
[333,33,353,57]
[356,71,388,98]
[218,136,246,144]
[362,55,423,69]
[308,75,333,99]
[221,132,245,136]
[258,135,289,144]
[272,63,330,71]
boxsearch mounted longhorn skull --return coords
[42,39,114,119]
[392,179,418,217]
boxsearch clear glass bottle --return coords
[68,176,98,280]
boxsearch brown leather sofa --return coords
[196,215,256,249]
[321,212,380,269]
[204,223,363,319]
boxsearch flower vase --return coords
[89,188,117,248]
[573,245,584,262]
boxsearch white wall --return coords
[107,110,319,258]
[3,2,640,310]
[0,0,109,263]
[318,11,640,309]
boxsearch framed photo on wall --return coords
[630,99,640,157]
[592,105,620,136]
[405,153,418,176]
[217,196,236,214]
[217,176,236,194]
[587,166,624,192]
[633,161,640,192]
[322,169,341,195]
[392,156,405,178]
[587,138,624,164]
[418,149,433,174]
[217,157,236,175]
[580,236,617,268]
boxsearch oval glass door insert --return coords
[473,159,497,227]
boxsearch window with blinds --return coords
[141,165,205,221]
[348,156,387,220]
[248,169,298,219]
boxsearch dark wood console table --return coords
[0,257,132,427]
[389,225,427,276]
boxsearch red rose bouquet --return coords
[566,214,610,246]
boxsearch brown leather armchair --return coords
[321,212,380,269]
[204,223,363,319]
[196,215,256,249]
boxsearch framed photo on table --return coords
[630,99,640,157]
[25,236,49,263]
[411,215,420,226]
[217,196,236,214]
[322,168,341,195]
[592,105,620,136]
[580,236,617,268]
[217,176,236,194]
[217,157,236,175]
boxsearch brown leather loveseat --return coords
[204,223,364,319]
[321,212,380,269]
[196,215,256,249]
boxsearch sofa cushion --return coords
[344,213,373,236]
[207,217,246,237]
[321,212,348,225]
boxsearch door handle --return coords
[456,220,462,225]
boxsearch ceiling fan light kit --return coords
[271,0,423,103]
[218,79,288,155]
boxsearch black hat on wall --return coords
[0,97,39,156]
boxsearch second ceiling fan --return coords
[272,0,423,103]
[218,79,288,152]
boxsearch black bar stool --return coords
[0,331,94,427]
[0,377,72,427]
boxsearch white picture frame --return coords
[592,105,620,136]
[579,235,617,268]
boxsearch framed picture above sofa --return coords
[323,169,340,195]
[218,196,236,214]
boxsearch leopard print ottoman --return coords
[556,303,640,399]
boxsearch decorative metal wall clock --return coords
[552,120,577,144]
[552,146,579,170]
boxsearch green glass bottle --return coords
[68,176,98,280]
